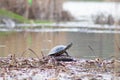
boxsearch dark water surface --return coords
[0,31,118,59]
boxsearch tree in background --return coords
[105,0,120,2]
[0,0,73,21]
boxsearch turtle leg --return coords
[65,51,70,56]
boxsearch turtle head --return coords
[65,42,72,50]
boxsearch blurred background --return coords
[0,0,120,59]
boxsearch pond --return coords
[0,29,118,59]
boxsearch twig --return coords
[28,48,40,60]
[88,45,96,57]
[41,51,45,59]
[21,48,28,57]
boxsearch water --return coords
[0,30,117,59]
[67,32,115,58]
[0,31,67,57]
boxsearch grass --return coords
[0,9,53,36]
[0,9,53,24]
[0,9,30,23]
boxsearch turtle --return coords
[48,42,72,57]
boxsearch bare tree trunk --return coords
[24,0,29,19]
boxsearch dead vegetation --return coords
[0,48,120,79]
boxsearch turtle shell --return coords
[48,43,72,56]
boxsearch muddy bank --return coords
[0,53,120,80]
